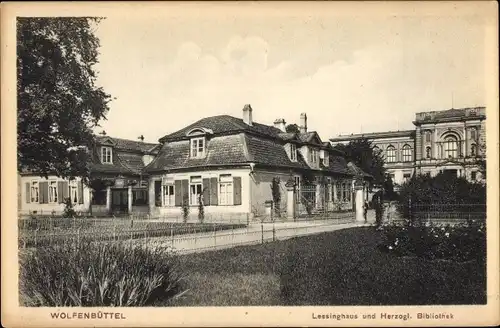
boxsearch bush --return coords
[181,197,190,223]
[379,222,486,263]
[397,172,486,222]
[63,198,77,218]
[19,240,185,306]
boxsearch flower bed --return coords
[379,221,486,263]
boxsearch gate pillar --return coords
[354,179,365,222]
[285,177,296,220]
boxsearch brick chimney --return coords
[243,104,253,126]
[299,113,307,133]
[274,118,286,132]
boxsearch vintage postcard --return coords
[1,1,499,327]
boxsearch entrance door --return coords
[111,188,128,213]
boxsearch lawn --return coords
[168,226,486,306]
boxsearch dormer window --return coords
[290,144,297,162]
[190,137,205,158]
[101,146,113,164]
[309,148,318,164]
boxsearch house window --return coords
[402,145,412,162]
[30,181,39,203]
[386,146,396,163]
[189,176,203,205]
[133,189,148,206]
[323,152,329,166]
[309,148,318,164]
[162,184,175,206]
[444,135,458,158]
[290,144,297,161]
[470,128,477,140]
[48,181,58,203]
[69,181,78,203]
[190,137,205,158]
[425,131,431,142]
[471,171,477,181]
[101,146,113,164]
[219,174,233,206]
[426,146,432,159]
[403,173,411,183]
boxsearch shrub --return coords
[19,240,186,306]
[63,198,77,218]
[181,197,190,223]
[198,194,205,223]
[397,172,486,223]
[270,178,281,217]
[379,222,486,263]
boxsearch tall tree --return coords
[333,138,386,184]
[17,17,111,181]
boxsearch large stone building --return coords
[329,107,486,185]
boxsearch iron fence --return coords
[18,215,358,253]
[386,202,487,225]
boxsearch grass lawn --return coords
[169,226,486,306]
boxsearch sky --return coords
[92,3,487,144]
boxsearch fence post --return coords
[214,223,217,247]
[272,222,276,242]
[261,223,264,244]
[77,228,80,245]
[170,224,174,246]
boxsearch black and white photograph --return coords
[1,1,499,327]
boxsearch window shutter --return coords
[25,182,30,203]
[203,178,210,205]
[40,181,48,204]
[174,180,182,207]
[233,176,242,205]
[62,181,69,203]
[154,180,162,207]
[58,181,64,203]
[77,181,83,204]
[182,179,189,205]
[210,177,218,205]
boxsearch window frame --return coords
[218,174,233,206]
[425,131,431,142]
[470,128,477,140]
[162,184,175,207]
[190,137,206,158]
[386,146,396,163]
[69,181,78,204]
[30,180,39,203]
[101,146,113,164]
[444,135,458,158]
[189,176,203,206]
[48,180,58,204]
[402,145,412,162]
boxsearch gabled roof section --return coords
[96,136,159,154]
[347,162,373,179]
[159,115,283,143]
[298,131,323,145]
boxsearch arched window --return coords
[444,135,458,158]
[386,145,396,163]
[425,146,432,159]
[470,143,477,157]
[402,144,412,162]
